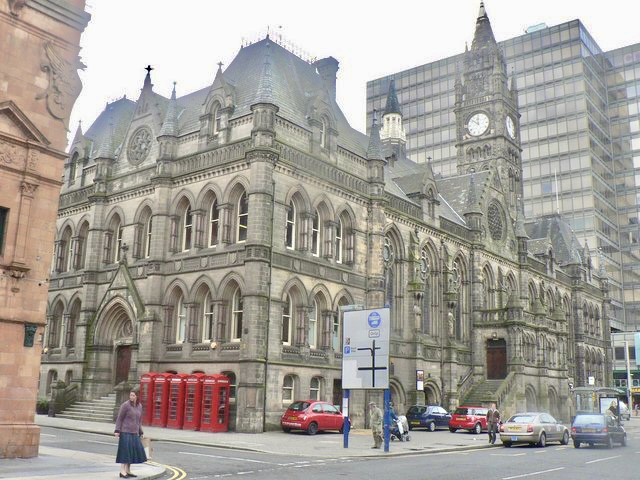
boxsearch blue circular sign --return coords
[368,311,381,328]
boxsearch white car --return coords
[619,401,631,421]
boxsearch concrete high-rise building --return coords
[367,7,640,332]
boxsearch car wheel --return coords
[573,440,580,448]
[408,424,413,431]
[606,435,613,449]
[473,423,482,435]
[282,427,291,433]
[537,432,546,448]
[428,421,436,432]
[307,422,318,435]
[503,441,512,448]
[560,431,569,445]
[621,435,627,447]
[449,427,457,433]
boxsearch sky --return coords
[70,0,640,144]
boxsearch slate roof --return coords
[471,2,497,50]
[84,97,136,158]
[436,170,492,220]
[525,214,582,265]
[384,79,402,115]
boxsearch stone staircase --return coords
[462,379,504,406]
[57,392,116,423]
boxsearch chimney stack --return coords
[314,57,339,101]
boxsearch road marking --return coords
[179,451,278,465]
[585,455,621,464]
[147,460,186,480]
[491,453,527,457]
[86,440,118,446]
[237,472,254,475]
[502,467,565,479]
[40,433,56,437]
[534,450,547,454]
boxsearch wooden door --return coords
[115,345,131,385]
[486,339,507,379]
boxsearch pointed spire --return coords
[465,172,482,214]
[471,1,497,50]
[159,82,179,137]
[255,40,274,104]
[143,65,154,91]
[71,120,84,144]
[598,248,608,278]
[384,79,402,116]
[96,121,115,159]
[367,110,384,161]
[568,234,582,265]
[509,68,518,92]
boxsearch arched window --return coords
[282,294,292,345]
[213,104,222,136]
[334,298,348,350]
[144,215,153,258]
[66,300,81,347]
[308,299,318,349]
[76,222,89,270]
[311,210,320,256]
[420,249,432,334]
[237,192,248,242]
[113,219,123,263]
[68,152,78,185]
[286,201,296,249]
[282,375,295,404]
[182,206,193,251]
[209,198,219,247]
[202,292,215,342]
[320,117,327,149]
[335,218,343,263]
[310,377,321,400]
[175,296,187,343]
[231,287,243,341]
[57,227,73,273]
[48,302,64,349]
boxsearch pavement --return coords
[0,414,637,480]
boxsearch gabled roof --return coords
[84,97,136,159]
[436,170,492,218]
[525,214,582,265]
[0,100,50,144]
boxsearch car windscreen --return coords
[573,415,605,426]
[287,401,310,412]
[507,415,536,423]
[408,406,427,415]
[454,408,469,415]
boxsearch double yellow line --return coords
[147,460,187,480]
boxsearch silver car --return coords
[499,412,570,447]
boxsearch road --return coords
[40,426,639,479]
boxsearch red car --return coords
[449,406,488,434]
[280,400,344,435]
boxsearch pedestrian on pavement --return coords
[635,402,639,417]
[486,402,500,444]
[369,401,383,449]
[115,390,147,478]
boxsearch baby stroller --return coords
[390,415,410,442]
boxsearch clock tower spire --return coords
[455,2,522,217]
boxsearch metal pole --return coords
[383,388,390,452]
[625,340,633,410]
[342,389,350,448]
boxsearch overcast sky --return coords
[70,0,640,144]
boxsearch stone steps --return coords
[463,379,504,405]
[58,393,116,423]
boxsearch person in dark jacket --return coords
[486,402,501,444]
[115,390,147,478]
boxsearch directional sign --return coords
[341,308,390,389]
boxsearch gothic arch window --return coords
[134,207,153,259]
[384,234,403,330]
[209,196,219,247]
[175,295,187,343]
[236,191,248,243]
[182,206,193,252]
[285,201,297,250]
[144,214,153,258]
[320,117,328,149]
[56,226,73,273]
[75,221,89,269]
[210,101,222,138]
[103,215,123,264]
[310,377,322,401]
[335,211,355,265]
[335,217,343,263]
[66,299,81,348]
[482,265,495,309]
[202,291,215,342]
[487,201,505,241]
[452,256,468,341]
[282,293,293,346]
[48,301,64,349]
[221,370,236,401]
[334,297,349,350]
[308,298,319,349]
[282,374,296,405]
[311,209,321,256]
[528,282,537,310]
[230,286,243,342]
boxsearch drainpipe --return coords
[262,180,276,432]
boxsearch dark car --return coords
[406,405,451,431]
[449,406,488,434]
[571,412,627,448]
[280,400,344,435]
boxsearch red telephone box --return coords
[139,372,157,426]
[151,373,173,427]
[200,374,230,432]
[182,373,205,431]
[166,374,189,429]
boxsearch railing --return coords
[457,368,475,403]
[494,371,517,409]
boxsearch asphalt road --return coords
[40,426,639,480]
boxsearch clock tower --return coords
[455,2,522,216]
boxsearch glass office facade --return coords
[367,20,638,330]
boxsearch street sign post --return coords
[341,307,391,451]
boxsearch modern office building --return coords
[367,9,640,332]
[611,332,640,408]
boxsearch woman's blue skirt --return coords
[116,432,147,464]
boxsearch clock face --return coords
[467,113,489,136]
[506,116,516,139]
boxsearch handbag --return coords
[142,437,152,459]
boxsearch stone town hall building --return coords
[41,5,611,430]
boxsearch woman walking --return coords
[115,390,147,478]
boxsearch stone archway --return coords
[525,385,537,411]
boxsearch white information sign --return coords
[341,308,390,389]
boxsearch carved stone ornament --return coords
[8,0,27,16]
[21,181,38,196]
[488,201,505,241]
[37,41,85,128]
[28,149,39,170]
[0,140,19,165]
[127,127,152,164]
